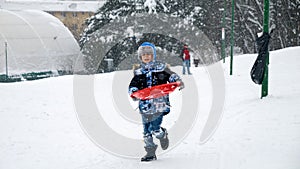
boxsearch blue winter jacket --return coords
[129,61,182,116]
[129,42,182,116]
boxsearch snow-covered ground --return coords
[0,47,300,169]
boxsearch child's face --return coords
[141,54,153,64]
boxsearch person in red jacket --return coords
[181,44,192,75]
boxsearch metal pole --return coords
[221,0,226,63]
[230,0,234,75]
[5,42,8,78]
[261,0,269,98]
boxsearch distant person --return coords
[180,44,192,75]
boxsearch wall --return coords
[48,11,94,41]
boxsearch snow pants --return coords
[142,113,165,148]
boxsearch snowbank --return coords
[0,47,300,169]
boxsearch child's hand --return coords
[131,96,140,101]
[179,81,185,91]
[129,87,139,101]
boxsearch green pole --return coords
[230,0,234,75]
[5,42,8,79]
[261,0,270,98]
[221,0,226,63]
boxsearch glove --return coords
[179,55,184,61]
[131,96,139,101]
[129,87,139,101]
[179,81,185,91]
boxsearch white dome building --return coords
[0,9,80,75]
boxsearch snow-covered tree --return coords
[78,0,219,73]
[269,0,299,50]
[78,0,299,73]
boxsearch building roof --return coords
[0,0,106,12]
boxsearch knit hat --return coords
[138,42,157,61]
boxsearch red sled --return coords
[130,82,181,100]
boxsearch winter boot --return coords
[141,145,158,162]
[158,127,169,150]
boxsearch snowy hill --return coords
[0,47,300,169]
